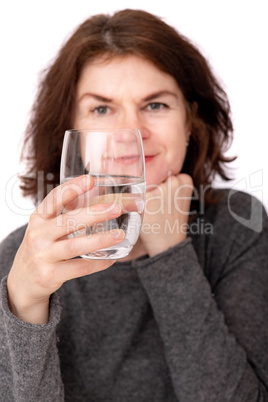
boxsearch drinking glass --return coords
[60,128,146,259]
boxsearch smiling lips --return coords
[105,154,156,165]
[145,155,155,163]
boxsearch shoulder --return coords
[206,188,267,235]
[0,225,27,250]
[191,188,268,288]
[0,225,27,277]
[202,188,268,260]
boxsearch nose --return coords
[117,109,150,140]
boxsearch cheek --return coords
[167,147,187,172]
[145,137,188,186]
[165,133,188,172]
[146,166,168,187]
[145,155,184,187]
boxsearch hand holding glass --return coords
[60,129,145,259]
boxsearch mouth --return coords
[145,155,156,163]
[105,155,141,165]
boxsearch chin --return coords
[146,167,182,189]
[145,174,166,189]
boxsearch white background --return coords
[0,0,267,241]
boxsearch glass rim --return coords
[65,128,141,134]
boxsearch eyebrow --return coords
[142,90,178,102]
[79,93,112,103]
[79,90,178,103]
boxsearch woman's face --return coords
[73,55,191,187]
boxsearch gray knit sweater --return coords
[0,189,268,402]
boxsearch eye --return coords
[92,105,109,115]
[146,102,168,111]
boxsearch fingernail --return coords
[80,175,92,189]
[110,203,122,215]
[136,199,145,213]
[112,229,125,240]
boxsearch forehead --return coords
[77,55,181,96]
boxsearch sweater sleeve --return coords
[0,228,64,402]
[0,277,64,402]
[135,193,268,402]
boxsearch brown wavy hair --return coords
[20,9,235,205]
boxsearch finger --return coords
[50,202,123,240]
[172,174,194,198]
[49,229,125,261]
[54,258,117,284]
[35,175,94,220]
[89,193,144,214]
[171,174,193,215]
[176,173,193,187]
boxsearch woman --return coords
[1,9,267,401]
